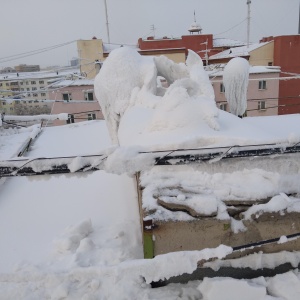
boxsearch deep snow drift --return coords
[94,47,219,144]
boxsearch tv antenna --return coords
[150,24,156,37]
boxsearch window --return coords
[20,82,23,85]
[258,100,266,110]
[2,102,6,105]
[6,83,9,86]
[26,81,29,85]
[85,92,94,101]
[33,93,38,97]
[258,80,267,90]
[31,81,36,84]
[220,83,225,93]
[39,80,44,84]
[268,62,273,66]
[41,93,46,96]
[32,87,37,90]
[62,93,72,101]
[0,83,2,87]
[219,103,227,111]
[67,114,75,124]
[87,113,96,120]
[27,88,30,91]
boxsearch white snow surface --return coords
[1,121,300,299]
[94,47,219,144]
[2,45,300,298]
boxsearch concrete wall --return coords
[273,35,300,114]
[213,72,279,117]
[77,39,104,79]
[151,212,300,259]
[249,42,274,66]
[138,49,186,63]
[49,84,103,125]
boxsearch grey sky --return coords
[0,0,299,68]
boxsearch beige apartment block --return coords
[77,39,104,79]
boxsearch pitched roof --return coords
[209,42,271,60]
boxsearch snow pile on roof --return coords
[94,47,219,144]
[0,124,41,159]
[140,159,300,223]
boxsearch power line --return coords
[215,18,248,36]
[0,41,76,65]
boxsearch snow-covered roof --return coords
[50,79,94,87]
[207,65,281,77]
[209,42,271,60]
[103,43,137,53]
[213,38,246,48]
[2,119,300,298]
[0,121,141,275]
[0,68,80,81]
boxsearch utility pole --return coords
[104,0,110,44]
[247,0,251,48]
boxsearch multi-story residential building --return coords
[0,68,81,115]
[208,41,274,66]
[209,35,300,115]
[15,64,40,73]
[49,79,103,125]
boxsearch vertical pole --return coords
[247,0,251,48]
[298,2,300,34]
[104,0,110,44]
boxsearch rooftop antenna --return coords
[104,0,110,44]
[188,10,202,34]
[247,0,251,48]
[150,24,156,37]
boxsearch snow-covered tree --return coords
[223,57,250,117]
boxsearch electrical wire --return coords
[0,41,76,64]
[215,18,248,36]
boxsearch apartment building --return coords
[49,79,103,125]
[0,68,80,114]
[209,65,280,117]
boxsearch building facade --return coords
[77,38,104,79]
[210,66,280,117]
[49,79,103,125]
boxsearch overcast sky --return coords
[0,0,299,68]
